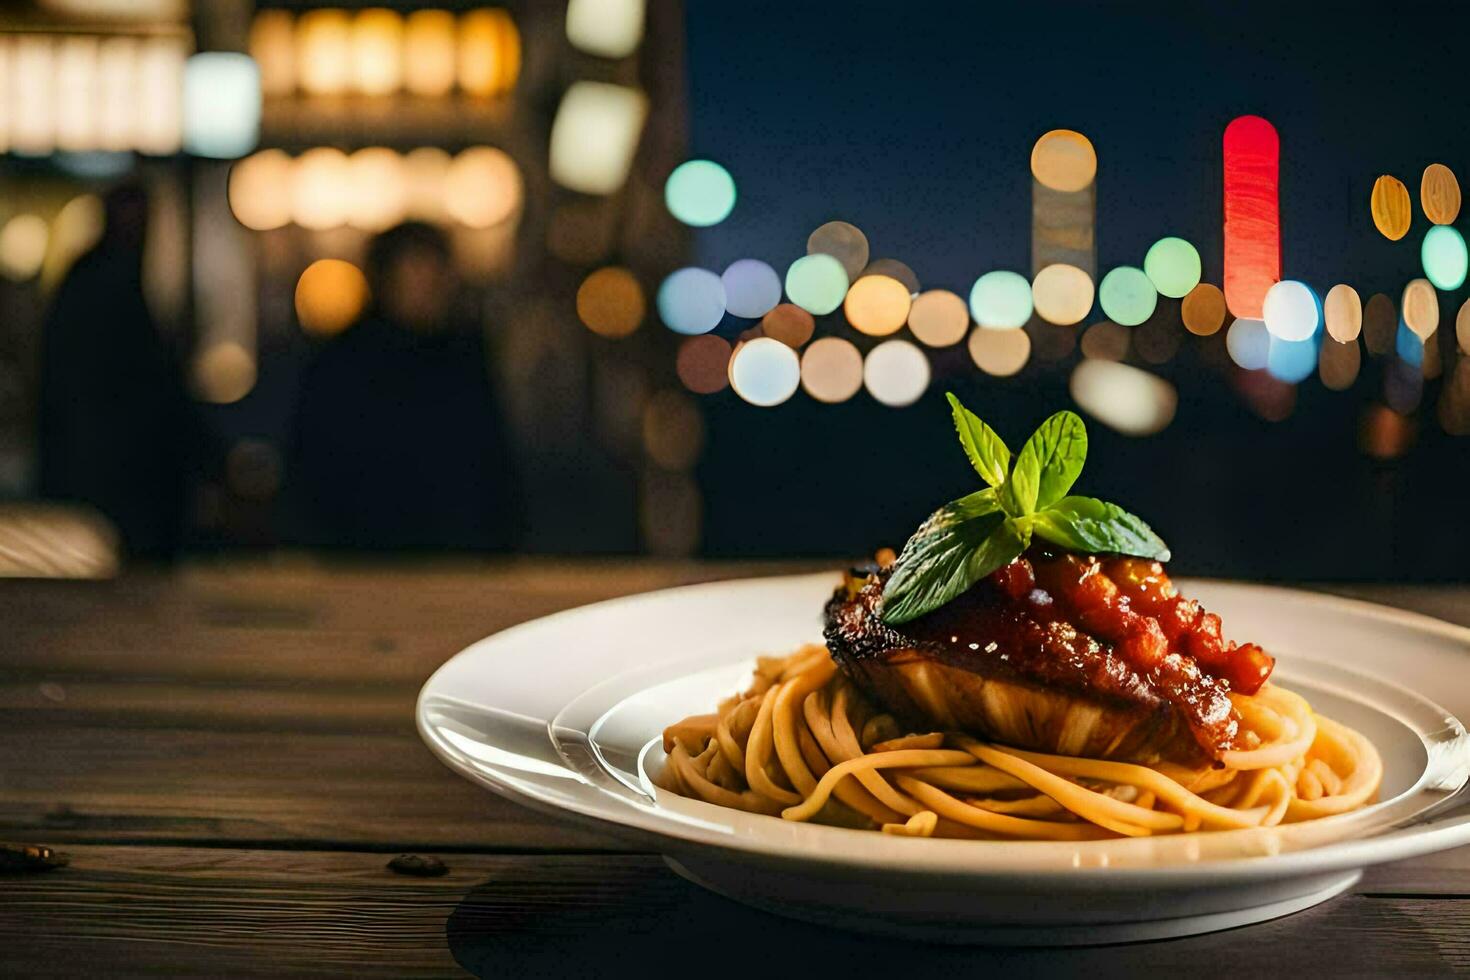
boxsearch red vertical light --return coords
[1222,115,1280,319]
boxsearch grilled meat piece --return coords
[823,550,1272,764]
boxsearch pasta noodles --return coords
[655,645,1382,840]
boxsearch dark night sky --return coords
[683,1,1470,578]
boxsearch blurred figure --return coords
[39,182,187,559]
[291,222,521,550]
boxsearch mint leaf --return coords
[1012,411,1087,511]
[880,490,1028,625]
[999,449,1040,516]
[1032,495,1170,560]
[946,392,1010,488]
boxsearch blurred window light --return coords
[55,36,99,152]
[39,0,185,19]
[1143,237,1201,299]
[845,274,911,337]
[665,159,737,227]
[862,258,919,295]
[1181,282,1226,336]
[730,337,800,407]
[676,335,731,394]
[1069,359,1177,437]
[907,289,969,347]
[760,303,814,348]
[1421,225,1468,290]
[1222,115,1280,319]
[1323,284,1362,343]
[404,9,457,96]
[1262,280,1321,342]
[1098,266,1157,327]
[1420,163,1461,225]
[352,8,404,95]
[968,323,1031,376]
[1319,336,1361,391]
[1080,320,1130,361]
[250,9,296,97]
[800,336,863,403]
[1030,129,1096,192]
[96,36,136,151]
[0,214,49,280]
[12,35,56,155]
[577,266,644,338]
[296,259,370,336]
[784,253,848,316]
[1401,278,1439,340]
[1031,263,1094,326]
[192,341,257,405]
[229,150,294,231]
[292,147,352,229]
[807,221,869,280]
[567,0,646,58]
[863,339,929,407]
[347,147,408,231]
[657,267,726,335]
[403,146,452,220]
[297,9,353,96]
[548,81,648,194]
[444,146,523,228]
[722,259,781,319]
[183,53,261,159]
[458,8,520,97]
[135,37,185,155]
[1225,317,1270,370]
[969,270,1032,330]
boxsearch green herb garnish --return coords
[879,394,1170,626]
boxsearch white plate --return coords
[417,574,1470,943]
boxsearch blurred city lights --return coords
[347,148,408,231]
[1458,298,1470,354]
[228,150,293,231]
[1222,115,1279,319]
[43,194,104,289]
[657,268,726,335]
[845,275,911,336]
[1226,317,1270,370]
[291,147,352,229]
[759,303,814,348]
[250,9,296,96]
[1181,282,1227,336]
[800,337,863,403]
[1363,293,1398,355]
[54,36,99,151]
[862,258,920,295]
[192,341,257,405]
[577,267,645,338]
[567,0,646,58]
[1324,284,1362,342]
[549,81,648,194]
[1031,263,1093,325]
[1080,320,1129,361]
[1133,311,1181,365]
[676,335,732,394]
[404,147,451,220]
[1097,266,1157,327]
[135,37,186,156]
[729,337,800,407]
[720,259,781,318]
[352,8,404,95]
[863,339,930,407]
[1069,359,1177,436]
[807,221,869,279]
[0,215,49,281]
[1384,357,1424,415]
[458,8,520,97]
[183,53,261,159]
[404,10,457,96]
[1262,280,1321,341]
[1360,404,1414,459]
[296,9,353,95]
[1030,129,1097,192]
[907,289,969,347]
[784,253,848,315]
[968,324,1031,376]
[1421,163,1461,224]
[1143,237,1201,298]
[1371,175,1411,241]
[1395,320,1425,368]
[1421,225,1468,290]
[295,259,370,336]
[1266,334,1319,383]
[1318,336,1361,391]
[665,160,737,227]
[444,146,522,228]
[1401,278,1439,339]
[969,270,1032,330]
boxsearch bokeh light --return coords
[1458,297,1470,354]
[642,389,703,471]
[351,8,403,95]
[1363,293,1397,355]
[968,324,1031,376]
[1421,163,1461,225]
[760,303,815,348]
[182,52,260,159]
[729,337,800,407]
[784,253,848,316]
[1262,280,1321,342]
[1222,115,1280,318]
[1031,263,1093,325]
[1396,320,1424,368]
[44,194,104,288]
[566,0,645,58]
[1324,284,1362,343]
[1030,129,1097,192]
[1361,404,1415,459]
[1133,310,1181,365]
[444,146,522,228]
[192,341,256,405]
[403,147,451,221]
[1401,278,1439,340]
[404,9,456,96]
[676,335,731,394]
[1370,175,1412,241]
[800,337,863,403]
[292,147,351,229]
[1266,334,1319,383]
[862,259,919,295]
[665,160,737,227]
[1030,320,1078,361]
[1097,266,1157,327]
[548,81,648,195]
[458,8,519,97]
[1143,237,1201,299]
[863,339,930,407]
[907,289,969,347]
[845,274,911,336]
[344,147,407,231]
[969,270,1032,330]
[295,259,369,336]
[1319,336,1361,391]
[1181,282,1226,336]
[1226,317,1270,370]
[1421,225,1468,290]
[1069,359,1176,436]
[250,9,295,97]
[577,267,644,338]
[657,267,726,335]
[721,259,781,319]
[0,215,49,280]
[296,9,352,95]
[1080,320,1129,361]
[1385,356,1424,415]
[807,221,869,279]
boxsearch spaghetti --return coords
[656,646,1382,840]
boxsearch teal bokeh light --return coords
[784,254,849,315]
[968,270,1033,329]
[664,160,737,227]
[1421,225,1468,290]
[1098,266,1158,326]
[656,267,726,335]
[1143,237,1202,299]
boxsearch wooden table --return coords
[2,562,1467,977]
